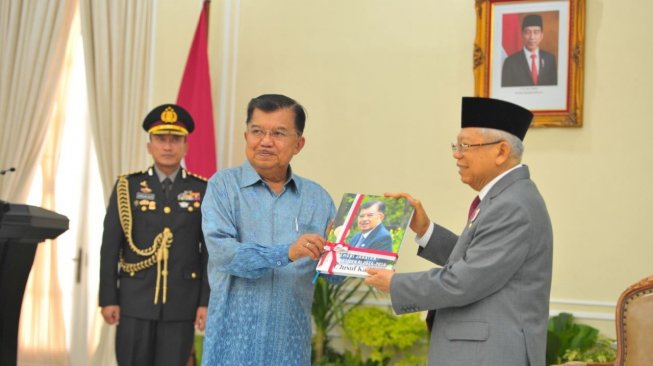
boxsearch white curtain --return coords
[80,0,154,199]
[79,1,155,364]
[0,0,77,202]
[0,1,77,364]
[18,103,68,365]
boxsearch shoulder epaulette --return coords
[186,170,208,182]
[118,169,147,180]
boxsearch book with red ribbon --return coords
[316,193,414,278]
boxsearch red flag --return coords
[502,13,522,56]
[177,1,217,178]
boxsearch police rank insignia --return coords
[140,180,152,193]
[177,191,201,212]
[135,181,156,210]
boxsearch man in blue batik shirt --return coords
[201,94,335,365]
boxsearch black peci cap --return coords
[522,14,543,30]
[461,97,533,141]
[142,104,194,136]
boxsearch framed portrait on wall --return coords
[473,0,585,127]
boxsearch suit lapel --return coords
[366,225,380,243]
[446,166,530,264]
[539,55,546,73]
[518,53,533,84]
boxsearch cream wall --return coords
[152,0,653,338]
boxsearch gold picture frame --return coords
[473,0,585,127]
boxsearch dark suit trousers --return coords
[116,315,194,366]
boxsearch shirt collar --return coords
[361,223,380,238]
[523,48,539,59]
[478,164,523,200]
[152,165,180,183]
[240,160,299,193]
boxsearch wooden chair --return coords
[614,274,653,365]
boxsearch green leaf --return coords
[546,312,616,365]
[341,307,428,365]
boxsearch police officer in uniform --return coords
[99,104,209,366]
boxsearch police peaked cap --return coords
[142,104,195,136]
[461,97,533,141]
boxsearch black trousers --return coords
[115,315,194,366]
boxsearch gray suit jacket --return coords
[390,166,552,366]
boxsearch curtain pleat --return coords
[0,0,77,365]
[80,0,154,200]
[0,0,77,202]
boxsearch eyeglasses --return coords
[450,140,502,154]
[247,126,299,141]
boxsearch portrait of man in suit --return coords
[502,14,558,87]
[348,200,393,252]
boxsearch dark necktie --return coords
[426,195,481,332]
[468,196,480,221]
[162,178,172,200]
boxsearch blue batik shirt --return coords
[201,160,335,366]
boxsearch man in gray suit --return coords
[366,97,553,366]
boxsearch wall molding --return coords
[550,298,616,321]
[550,298,615,308]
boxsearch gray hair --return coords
[478,128,524,161]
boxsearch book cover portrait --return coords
[316,193,413,277]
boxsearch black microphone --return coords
[0,167,16,175]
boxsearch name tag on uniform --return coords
[136,192,155,201]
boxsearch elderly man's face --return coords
[522,26,543,52]
[244,107,304,179]
[357,205,384,233]
[453,128,503,191]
